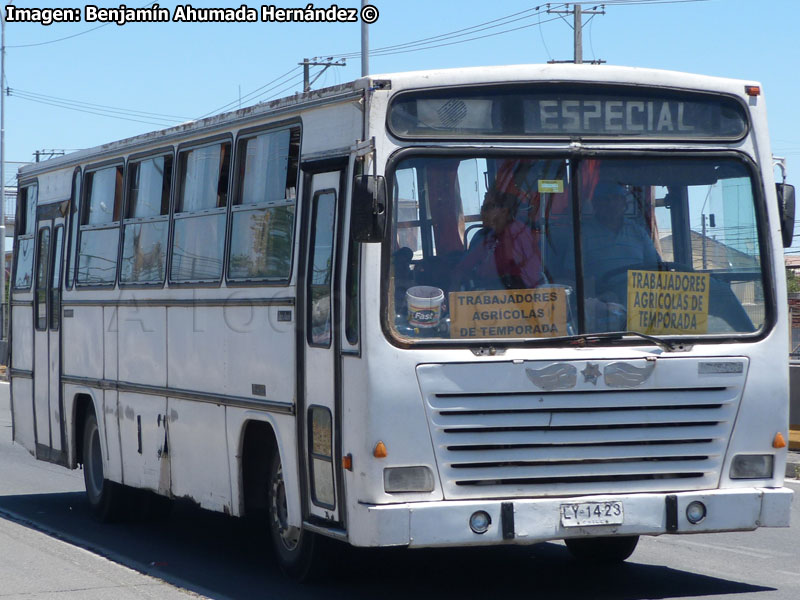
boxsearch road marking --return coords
[652,536,786,559]
[776,570,798,577]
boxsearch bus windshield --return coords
[388,155,767,342]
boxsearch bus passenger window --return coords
[228,126,300,282]
[121,154,172,285]
[171,141,231,283]
[77,165,123,285]
[65,170,81,289]
[13,184,37,290]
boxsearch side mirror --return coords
[777,183,795,248]
[351,175,387,243]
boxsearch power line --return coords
[335,4,564,58]
[196,65,302,119]
[8,88,190,121]
[367,16,566,58]
[6,1,157,48]
[8,90,175,127]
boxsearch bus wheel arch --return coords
[73,393,126,522]
[72,393,97,470]
[239,417,325,580]
[239,417,301,529]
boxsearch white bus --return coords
[9,64,796,579]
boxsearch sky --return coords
[3,0,800,247]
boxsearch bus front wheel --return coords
[81,411,126,522]
[564,535,639,563]
[267,452,326,580]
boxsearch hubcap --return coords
[270,463,301,551]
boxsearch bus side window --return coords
[65,169,81,289]
[171,140,231,283]
[228,126,300,283]
[77,165,123,286]
[120,153,172,285]
[13,184,37,290]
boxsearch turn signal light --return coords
[373,441,388,458]
[773,432,787,449]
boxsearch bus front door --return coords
[301,167,345,524]
[32,203,67,464]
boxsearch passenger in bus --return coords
[451,188,544,290]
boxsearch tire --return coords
[81,411,126,522]
[267,452,327,581]
[564,535,639,564]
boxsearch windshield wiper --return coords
[569,331,691,353]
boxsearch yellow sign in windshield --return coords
[449,288,567,339]
[627,270,710,335]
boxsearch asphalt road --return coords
[1,383,799,600]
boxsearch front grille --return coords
[418,360,744,499]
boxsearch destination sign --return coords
[526,98,726,136]
[389,84,748,140]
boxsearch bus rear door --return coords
[32,201,67,464]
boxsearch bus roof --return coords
[368,63,759,96]
[18,63,761,180]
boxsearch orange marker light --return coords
[773,432,787,449]
[745,85,761,96]
[373,441,388,458]
[342,454,353,471]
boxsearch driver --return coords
[582,181,660,305]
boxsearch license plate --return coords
[560,501,624,527]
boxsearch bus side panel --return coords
[118,306,167,387]
[301,102,363,156]
[118,391,168,493]
[167,305,295,401]
[226,305,295,402]
[167,306,222,394]
[168,398,230,512]
[62,306,104,379]
[104,307,118,381]
[11,378,35,453]
[11,305,35,452]
[102,390,123,483]
[11,305,33,371]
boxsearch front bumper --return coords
[351,487,793,548]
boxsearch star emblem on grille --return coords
[582,363,601,385]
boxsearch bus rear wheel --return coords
[81,412,126,522]
[564,535,639,564]
[267,452,326,580]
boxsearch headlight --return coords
[384,466,435,493]
[730,454,774,479]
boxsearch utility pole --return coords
[361,0,369,76]
[33,149,66,163]
[547,3,605,65]
[1,1,9,337]
[299,58,346,93]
